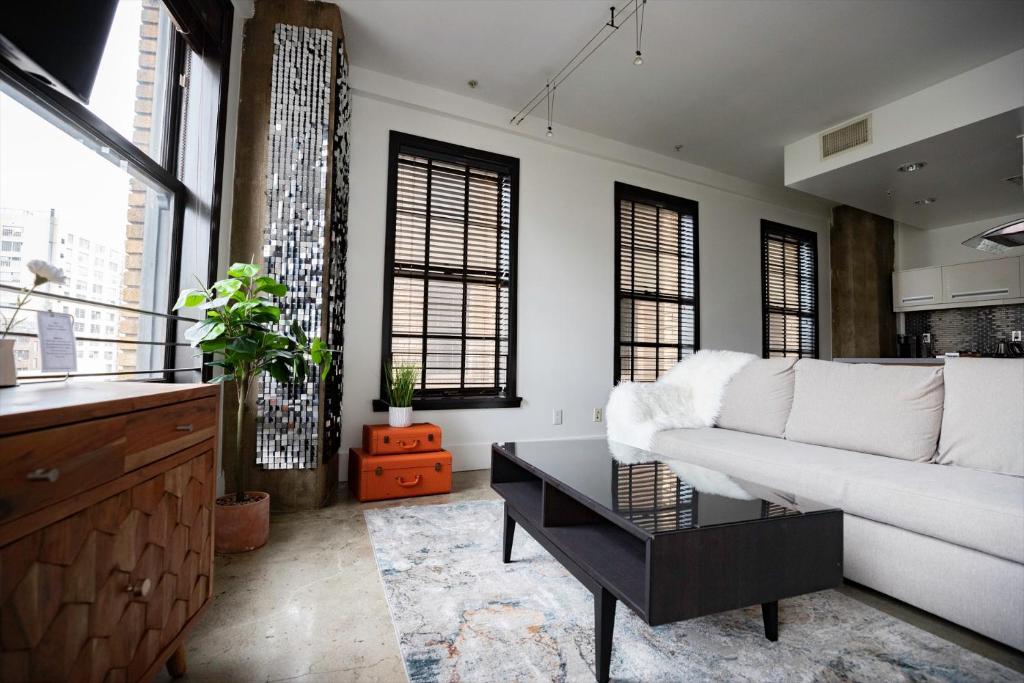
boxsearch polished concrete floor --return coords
[157,471,1024,682]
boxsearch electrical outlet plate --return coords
[1013,330,1022,342]
[552,409,563,426]
[922,332,931,343]
[593,408,603,423]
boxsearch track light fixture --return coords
[510,1,651,129]
[633,0,646,65]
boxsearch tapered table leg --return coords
[762,601,779,642]
[166,644,187,678]
[502,502,515,563]
[594,587,616,683]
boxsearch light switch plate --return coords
[552,409,563,426]
[593,408,603,423]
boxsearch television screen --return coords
[0,1,120,104]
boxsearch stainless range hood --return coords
[962,216,1024,253]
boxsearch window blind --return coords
[382,133,518,404]
[761,221,818,359]
[614,183,699,383]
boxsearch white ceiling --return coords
[338,0,1024,188]
[789,109,1024,229]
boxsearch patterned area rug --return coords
[365,501,1020,683]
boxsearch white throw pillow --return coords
[937,357,1024,477]
[784,359,944,462]
[717,357,796,438]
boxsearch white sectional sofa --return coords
[651,357,1024,650]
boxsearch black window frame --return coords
[374,131,521,411]
[760,220,819,359]
[0,0,233,383]
[613,182,700,384]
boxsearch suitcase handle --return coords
[396,475,422,488]
[395,439,420,450]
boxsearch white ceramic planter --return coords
[0,339,16,388]
[388,406,413,428]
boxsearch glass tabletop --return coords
[494,438,836,536]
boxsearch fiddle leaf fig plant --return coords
[176,262,331,504]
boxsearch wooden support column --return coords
[830,205,897,359]
[226,0,346,510]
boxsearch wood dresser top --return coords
[0,381,219,436]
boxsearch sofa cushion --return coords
[784,359,943,462]
[651,427,1024,564]
[717,357,796,438]
[937,357,1024,477]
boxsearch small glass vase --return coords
[0,339,17,388]
[388,406,412,428]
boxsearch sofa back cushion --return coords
[717,357,796,438]
[937,357,1024,476]
[784,359,944,461]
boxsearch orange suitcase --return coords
[362,423,442,455]
[348,448,452,502]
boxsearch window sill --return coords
[372,396,523,412]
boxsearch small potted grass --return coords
[385,361,417,428]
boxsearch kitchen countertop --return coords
[834,357,945,365]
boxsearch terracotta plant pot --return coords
[215,491,270,553]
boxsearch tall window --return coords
[761,220,818,358]
[614,183,699,383]
[379,132,520,410]
[0,0,233,382]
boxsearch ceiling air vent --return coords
[820,115,871,159]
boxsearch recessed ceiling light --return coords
[467,80,479,89]
[898,161,927,173]
[674,144,683,152]
[913,197,937,206]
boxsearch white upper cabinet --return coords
[893,267,942,308]
[942,257,1021,304]
[893,256,1023,311]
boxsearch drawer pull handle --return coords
[396,475,422,488]
[126,578,152,598]
[950,288,1009,299]
[900,295,933,303]
[26,468,60,482]
[175,424,194,432]
[395,439,419,450]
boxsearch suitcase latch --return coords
[383,436,390,444]
[428,434,434,442]
[434,462,442,472]
[375,466,383,476]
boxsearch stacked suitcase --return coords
[348,423,452,502]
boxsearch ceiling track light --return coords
[634,0,646,65]
[509,1,650,128]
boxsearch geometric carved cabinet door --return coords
[0,449,214,683]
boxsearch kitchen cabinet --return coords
[941,257,1021,304]
[893,266,942,309]
[892,256,1023,312]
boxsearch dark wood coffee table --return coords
[490,438,842,683]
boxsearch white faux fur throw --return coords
[605,349,757,450]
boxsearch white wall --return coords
[339,68,832,476]
[897,213,1024,270]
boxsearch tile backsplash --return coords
[904,304,1024,354]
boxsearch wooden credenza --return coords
[0,382,220,682]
